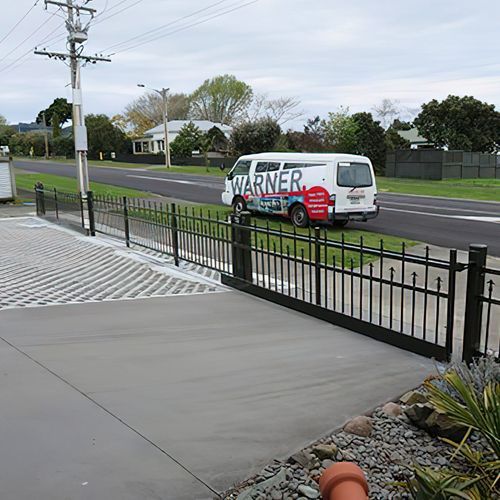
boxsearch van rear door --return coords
[334,161,376,215]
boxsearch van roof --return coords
[238,152,371,163]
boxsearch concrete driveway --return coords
[0,292,434,499]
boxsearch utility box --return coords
[0,156,16,201]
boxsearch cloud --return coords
[0,0,499,127]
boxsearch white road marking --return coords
[127,174,199,185]
[380,200,500,216]
[382,207,500,223]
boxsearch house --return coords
[397,127,434,149]
[132,120,232,155]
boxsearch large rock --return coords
[382,402,402,417]
[424,409,467,441]
[311,444,338,460]
[400,390,428,406]
[405,403,466,441]
[343,416,373,437]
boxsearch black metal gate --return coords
[34,187,498,363]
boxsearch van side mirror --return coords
[227,172,234,181]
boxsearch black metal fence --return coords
[35,186,499,363]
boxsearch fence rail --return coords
[34,186,499,363]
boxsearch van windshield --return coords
[337,163,373,188]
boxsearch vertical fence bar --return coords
[123,196,130,247]
[87,191,96,236]
[314,227,321,306]
[463,244,488,363]
[53,188,59,220]
[171,203,180,267]
[445,249,458,360]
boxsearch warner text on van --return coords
[222,153,379,227]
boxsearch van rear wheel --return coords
[291,204,309,228]
[232,196,247,214]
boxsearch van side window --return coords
[255,162,268,173]
[284,162,306,170]
[283,162,326,170]
[267,162,281,172]
[232,160,251,176]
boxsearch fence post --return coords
[462,244,487,363]
[35,182,45,216]
[87,190,96,236]
[445,249,457,361]
[314,227,322,306]
[123,196,130,247]
[230,211,252,282]
[53,187,59,220]
[170,203,180,267]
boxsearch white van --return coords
[222,153,379,227]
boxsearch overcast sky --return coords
[1,0,499,128]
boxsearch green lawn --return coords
[377,177,500,202]
[170,204,415,267]
[15,172,153,198]
[16,170,414,266]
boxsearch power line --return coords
[0,23,64,74]
[0,0,41,48]
[111,0,260,55]
[0,11,58,65]
[93,0,145,25]
[100,0,229,53]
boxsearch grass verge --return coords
[377,177,500,202]
[15,172,153,198]
[16,170,415,266]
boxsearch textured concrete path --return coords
[0,217,222,309]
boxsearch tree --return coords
[85,114,128,158]
[205,125,228,151]
[52,135,74,157]
[9,132,46,156]
[37,98,72,138]
[230,118,281,155]
[170,122,202,157]
[322,107,358,152]
[385,126,410,151]
[351,112,387,172]
[190,74,253,125]
[285,117,326,152]
[123,92,190,136]
[246,93,303,125]
[414,95,500,152]
[372,99,401,129]
[0,114,14,146]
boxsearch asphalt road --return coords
[15,159,500,255]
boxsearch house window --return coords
[135,142,142,153]
[157,140,165,151]
[142,142,150,153]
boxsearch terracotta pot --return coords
[319,462,368,500]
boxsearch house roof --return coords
[397,127,430,144]
[144,120,232,136]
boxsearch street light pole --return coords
[138,84,171,168]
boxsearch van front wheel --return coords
[232,196,247,214]
[291,204,309,228]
